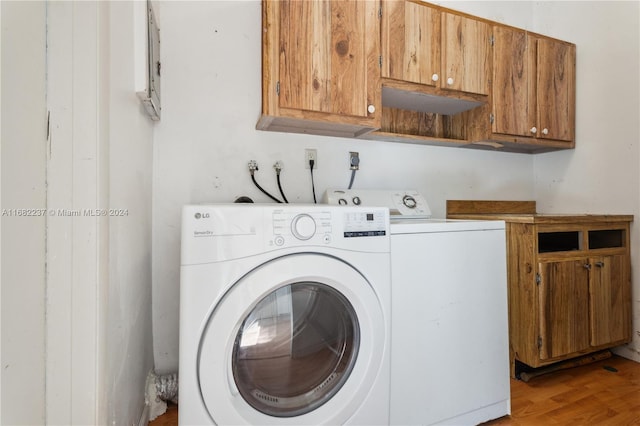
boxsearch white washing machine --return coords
[325,190,511,425]
[178,204,391,425]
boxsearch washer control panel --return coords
[271,208,387,245]
[181,204,390,264]
[323,189,431,218]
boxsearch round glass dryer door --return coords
[232,282,359,417]
[198,253,386,425]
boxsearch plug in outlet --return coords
[305,149,318,169]
[349,151,360,170]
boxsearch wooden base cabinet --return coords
[446,202,632,378]
[510,221,632,377]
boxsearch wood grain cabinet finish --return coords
[509,220,631,376]
[491,25,576,150]
[258,0,576,154]
[441,12,490,96]
[366,0,491,145]
[257,0,381,138]
[381,0,490,96]
[381,0,440,88]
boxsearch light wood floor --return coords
[150,355,640,426]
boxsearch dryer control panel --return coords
[323,189,432,219]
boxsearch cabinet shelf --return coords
[362,130,470,147]
[588,229,625,250]
[538,231,581,253]
[381,86,484,115]
[361,78,489,147]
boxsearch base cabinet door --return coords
[538,260,590,361]
[589,254,631,347]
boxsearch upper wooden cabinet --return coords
[258,0,576,154]
[490,25,576,150]
[536,36,575,142]
[257,0,381,138]
[381,1,439,87]
[381,0,490,96]
[441,12,491,96]
[367,1,490,146]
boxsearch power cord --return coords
[273,161,288,203]
[309,159,317,203]
[348,153,359,189]
[248,160,283,203]
[348,169,356,189]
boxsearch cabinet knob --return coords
[367,104,375,114]
[595,261,605,267]
[431,73,439,82]
[530,127,538,134]
[542,128,549,135]
[446,77,454,85]
[583,263,592,270]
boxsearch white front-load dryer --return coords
[179,204,391,425]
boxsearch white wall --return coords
[2,1,154,425]
[47,2,155,424]
[1,2,47,424]
[0,2,3,418]
[531,1,640,360]
[45,3,109,423]
[106,2,156,424]
[152,0,535,374]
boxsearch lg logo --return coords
[194,212,210,219]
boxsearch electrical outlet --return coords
[349,151,360,170]
[305,149,317,169]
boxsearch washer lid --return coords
[390,218,506,234]
[197,253,387,425]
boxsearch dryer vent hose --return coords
[155,373,179,404]
[146,371,179,421]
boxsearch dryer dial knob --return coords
[291,214,316,240]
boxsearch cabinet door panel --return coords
[589,255,631,347]
[381,1,440,86]
[279,0,375,118]
[492,26,535,137]
[441,13,490,95]
[538,260,590,360]
[536,38,575,141]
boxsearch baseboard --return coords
[613,345,640,363]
